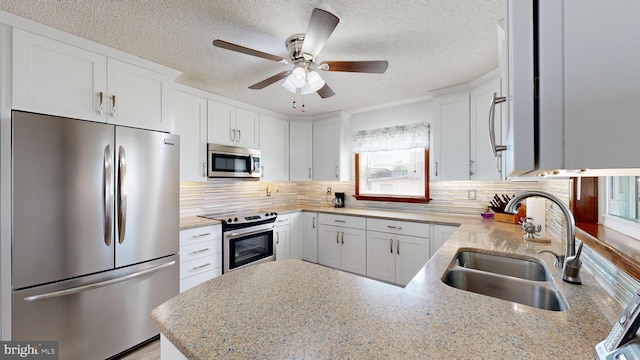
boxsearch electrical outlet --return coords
[326,187,332,194]
[468,189,477,200]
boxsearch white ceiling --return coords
[0,0,504,116]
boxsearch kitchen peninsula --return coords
[152,211,620,359]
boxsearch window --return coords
[353,123,429,203]
[603,176,640,238]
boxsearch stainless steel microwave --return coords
[207,144,261,179]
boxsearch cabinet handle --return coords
[312,217,316,229]
[192,247,210,254]
[203,162,207,177]
[335,166,339,179]
[397,239,400,255]
[111,95,116,117]
[390,238,393,253]
[231,129,236,142]
[387,225,403,230]
[193,232,211,238]
[489,92,507,157]
[237,129,241,142]
[192,263,211,270]
[334,219,346,223]
[336,231,339,244]
[276,233,280,244]
[98,92,104,115]
[469,160,474,177]
[435,161,438,176]
[341,231,344,244]
[496,154,502,173]
[308,167,312,179]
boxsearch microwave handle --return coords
[250,155,256,174]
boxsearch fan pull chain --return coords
[301,95,305,112]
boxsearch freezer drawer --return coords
[12,255,179,360]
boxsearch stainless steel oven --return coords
[201,212,277,273]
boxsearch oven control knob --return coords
[273,212,277,216]
[265,213,269,217]
[227,218,233,223]
[233,217,238,222]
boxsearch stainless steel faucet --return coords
[505,191,583,284]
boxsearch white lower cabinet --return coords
[430,224,459,258]
[275,214,290,261]
[289,212,302,259]
[179,224,221,293]
[366,219,429,286]
[301,212,318,263]
[318,214,366,276]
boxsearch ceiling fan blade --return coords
[320,61,389,74]
[213,39,287,63]
[316,83,335,98]
[300,8,339,58]
[248,70,292,89]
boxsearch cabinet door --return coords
[470,77,503,180]
[235,107,259,148]
[366,231,396,283]
[318,225,341,269]
[175,91,207,181]
[301,213,318,263]
[430,224,458,258]
[340,228,367,275]
[275,227,289,261]
[431,92,470,180]
[396,234,429,286]
[290,121,313,181]
[207,100,236,145]
[260,115,289,181]
[106,58,172,132]
[313,119,340,181]
[289,212,302,259]
[13,28,107,122]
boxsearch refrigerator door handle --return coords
[117,146,127,244]
[103,145,113,247]
[23,260,176,302]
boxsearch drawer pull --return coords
[390,238,393,253]
[193,232,211,238]
[334,219,346,223]
[397,239,400,255]
[192,247,210,254]
[192,263,211,270]
[387,225,403,230]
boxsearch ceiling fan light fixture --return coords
[301,70,325,94]
[282,76,298,93]
[290,67,307,87]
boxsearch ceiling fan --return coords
[212,8,388,99]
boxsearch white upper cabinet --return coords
[504,0,640,177]
[312,112,350,181]
[174,89,208,181]
[289,121,313,181]
[12,28,176,132]
[470,76,503,180]
[259,114,289,181]
[207,100,259,148]
[431,92,470,180]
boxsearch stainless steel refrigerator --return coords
[10,111,179,359]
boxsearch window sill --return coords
[352,194,430,204]
[576,222,640,282]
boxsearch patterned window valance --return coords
[352,122,430,152]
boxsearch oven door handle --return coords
[225,224,275,239]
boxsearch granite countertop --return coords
[158,211,622,359]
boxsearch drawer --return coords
[180,254,221,280]
[367,218,430,238]
[180,268,221,293]
[319,213,366,229]
[180,224,221,247]
[275,214,290,227]
[180,237,221,262]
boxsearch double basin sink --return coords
[442,249,568,311]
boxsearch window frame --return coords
[353,148,430,203]
[601,176,640,239]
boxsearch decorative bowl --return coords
[480,212,494,219]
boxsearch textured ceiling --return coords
[0,0,504,116]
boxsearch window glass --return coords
[357,148,425,197]
[609,176,639,222]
